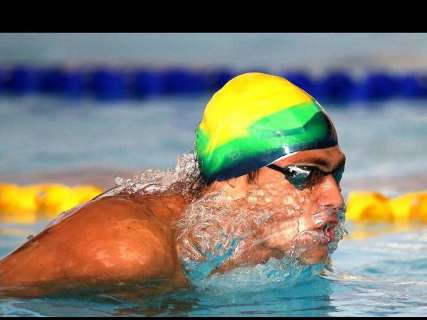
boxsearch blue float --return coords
[130,70,165,97]
[62,71,87,97]
[399,73,427,98]
[315,71,357,103]
[39,68,65,93]
[40,68,86,97]
[89,68,127,100]
[162,69,207,94]
[5,66,42,94]
[0,68,4,92]
[353,72,401,101]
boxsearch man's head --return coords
[195,72,339,183]
[179,73,346,272]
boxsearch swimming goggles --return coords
[267,163,345,190]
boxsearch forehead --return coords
[272,146,345,171]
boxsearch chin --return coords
[298,245,329,265]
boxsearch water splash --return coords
[181,238,241,283]
[189,256,327,293]
[102,152,201,198]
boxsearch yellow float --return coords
[346,191,427,224]
[0,183,103,223]
[346,191,394,223]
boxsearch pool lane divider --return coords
[0,183,103,223]
[1,66,427,103]
[346,191,427,224]
[0,182,427,224]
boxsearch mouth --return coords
[323,223,336,242]
[313,221,337,245]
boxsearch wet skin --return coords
[0,146,345,298]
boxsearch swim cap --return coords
[195,72,338,183]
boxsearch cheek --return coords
[261,182,316,214]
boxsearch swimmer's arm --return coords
[0,196,182,298]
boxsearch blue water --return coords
[1,34,427,316]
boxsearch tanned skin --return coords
[0,146,345,298]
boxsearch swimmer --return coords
[0,73,346,298]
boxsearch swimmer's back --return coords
[0,192,189,298]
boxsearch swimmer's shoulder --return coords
[0,191,190,296]
[48,188,190,229]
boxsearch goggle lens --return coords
[267,164,345,190]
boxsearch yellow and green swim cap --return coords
[195,72,338,183]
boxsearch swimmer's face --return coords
[244,145,346,265]
[177,146,346,274]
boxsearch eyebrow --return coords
[293,157,346,171]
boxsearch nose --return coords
[316,174,345,209]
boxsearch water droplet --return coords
[114,176,124,185]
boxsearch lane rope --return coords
[1,66,427,103]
